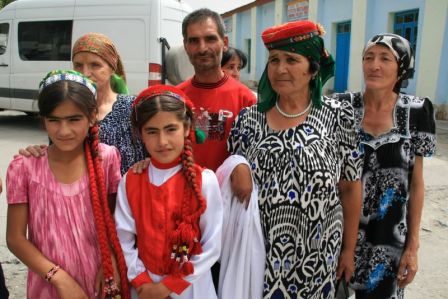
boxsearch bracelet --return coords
[45,265,60,282]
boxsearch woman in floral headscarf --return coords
[72,33,146,174]
[21,33,146,174]
[334,34,436,299]
[228,20,363,298]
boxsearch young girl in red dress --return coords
[6,70,130,299]
[114,85,223,299]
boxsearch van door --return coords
[0,21,11,109]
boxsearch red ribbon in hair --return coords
[132,84,194,110]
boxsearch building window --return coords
[18,20,73,61]
[244,38,251,73]
[394,9,418,52]
[224,18,232,34]
[0,23,9,55]
[337,22,351,34]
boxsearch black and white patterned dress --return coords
[99,94,147,175]
[335,92,436,299]
[228,97,363,299]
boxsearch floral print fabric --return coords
[99,94,147,174]
[334,92,436,299]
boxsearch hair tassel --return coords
[190,238,203,255]
[181,261,194,276]
[194,128,206,144]
[110,73,129,95]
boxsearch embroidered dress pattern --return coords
[228,97,362,299]
[335,92,436,299]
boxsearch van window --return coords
[18,20,73,61]
[0,23,9,55]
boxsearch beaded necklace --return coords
[275,99,312,118]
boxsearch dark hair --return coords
[38,80,97,120]
[182,8,226,40]
[221,47,248,69]
[309,60,320,74]
[131,95,192,138]
[131,95,207,277]
[38,80,130,298]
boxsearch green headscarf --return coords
[258,23,335,112]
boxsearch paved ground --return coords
[0,111,447,298]
[434,120,448,160]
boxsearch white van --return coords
[0,0,192,113]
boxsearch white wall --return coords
[416,0,448,102]
[255,1,275,80]
[235,10,252,81]
[316,0,353,92]
[436,4,448,108]
[363,0,425,95]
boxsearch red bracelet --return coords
[45,265,60,282]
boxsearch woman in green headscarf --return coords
[227,20,363,298]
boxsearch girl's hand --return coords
[94,255,121,298]
[336,248,355,282]
[137,282,171,299]
[94,267,104,298]
[397,248,418,288]
[51,269,89,299]
[230,163,253,208]
[131,158,150,174]
[17,144,47,158]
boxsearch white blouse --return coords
[115,164,223,299]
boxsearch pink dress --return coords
[6,143,121,299]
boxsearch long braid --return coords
[168,135,207,275]
[183,136,206,244]
[37,70,128,297]
[85,125,121,298]
[131,85,207,277]
[90,125,130,298]
[181,137,206,222]
[85,134,115,285]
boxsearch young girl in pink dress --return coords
[114,85,222,299]
[6,70,130,299]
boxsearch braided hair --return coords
[131,85,207,276]
[38,70,130,298]
[85,127,130,298]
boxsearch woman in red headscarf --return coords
[228,20,363,298]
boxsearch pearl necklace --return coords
[275,100,312,118]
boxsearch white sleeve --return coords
[114,174,148,281]
[183,169,223,284]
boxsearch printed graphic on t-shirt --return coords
[194,107,233,141]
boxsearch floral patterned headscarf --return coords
[363,33,414,91]
[72,33,128,94]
